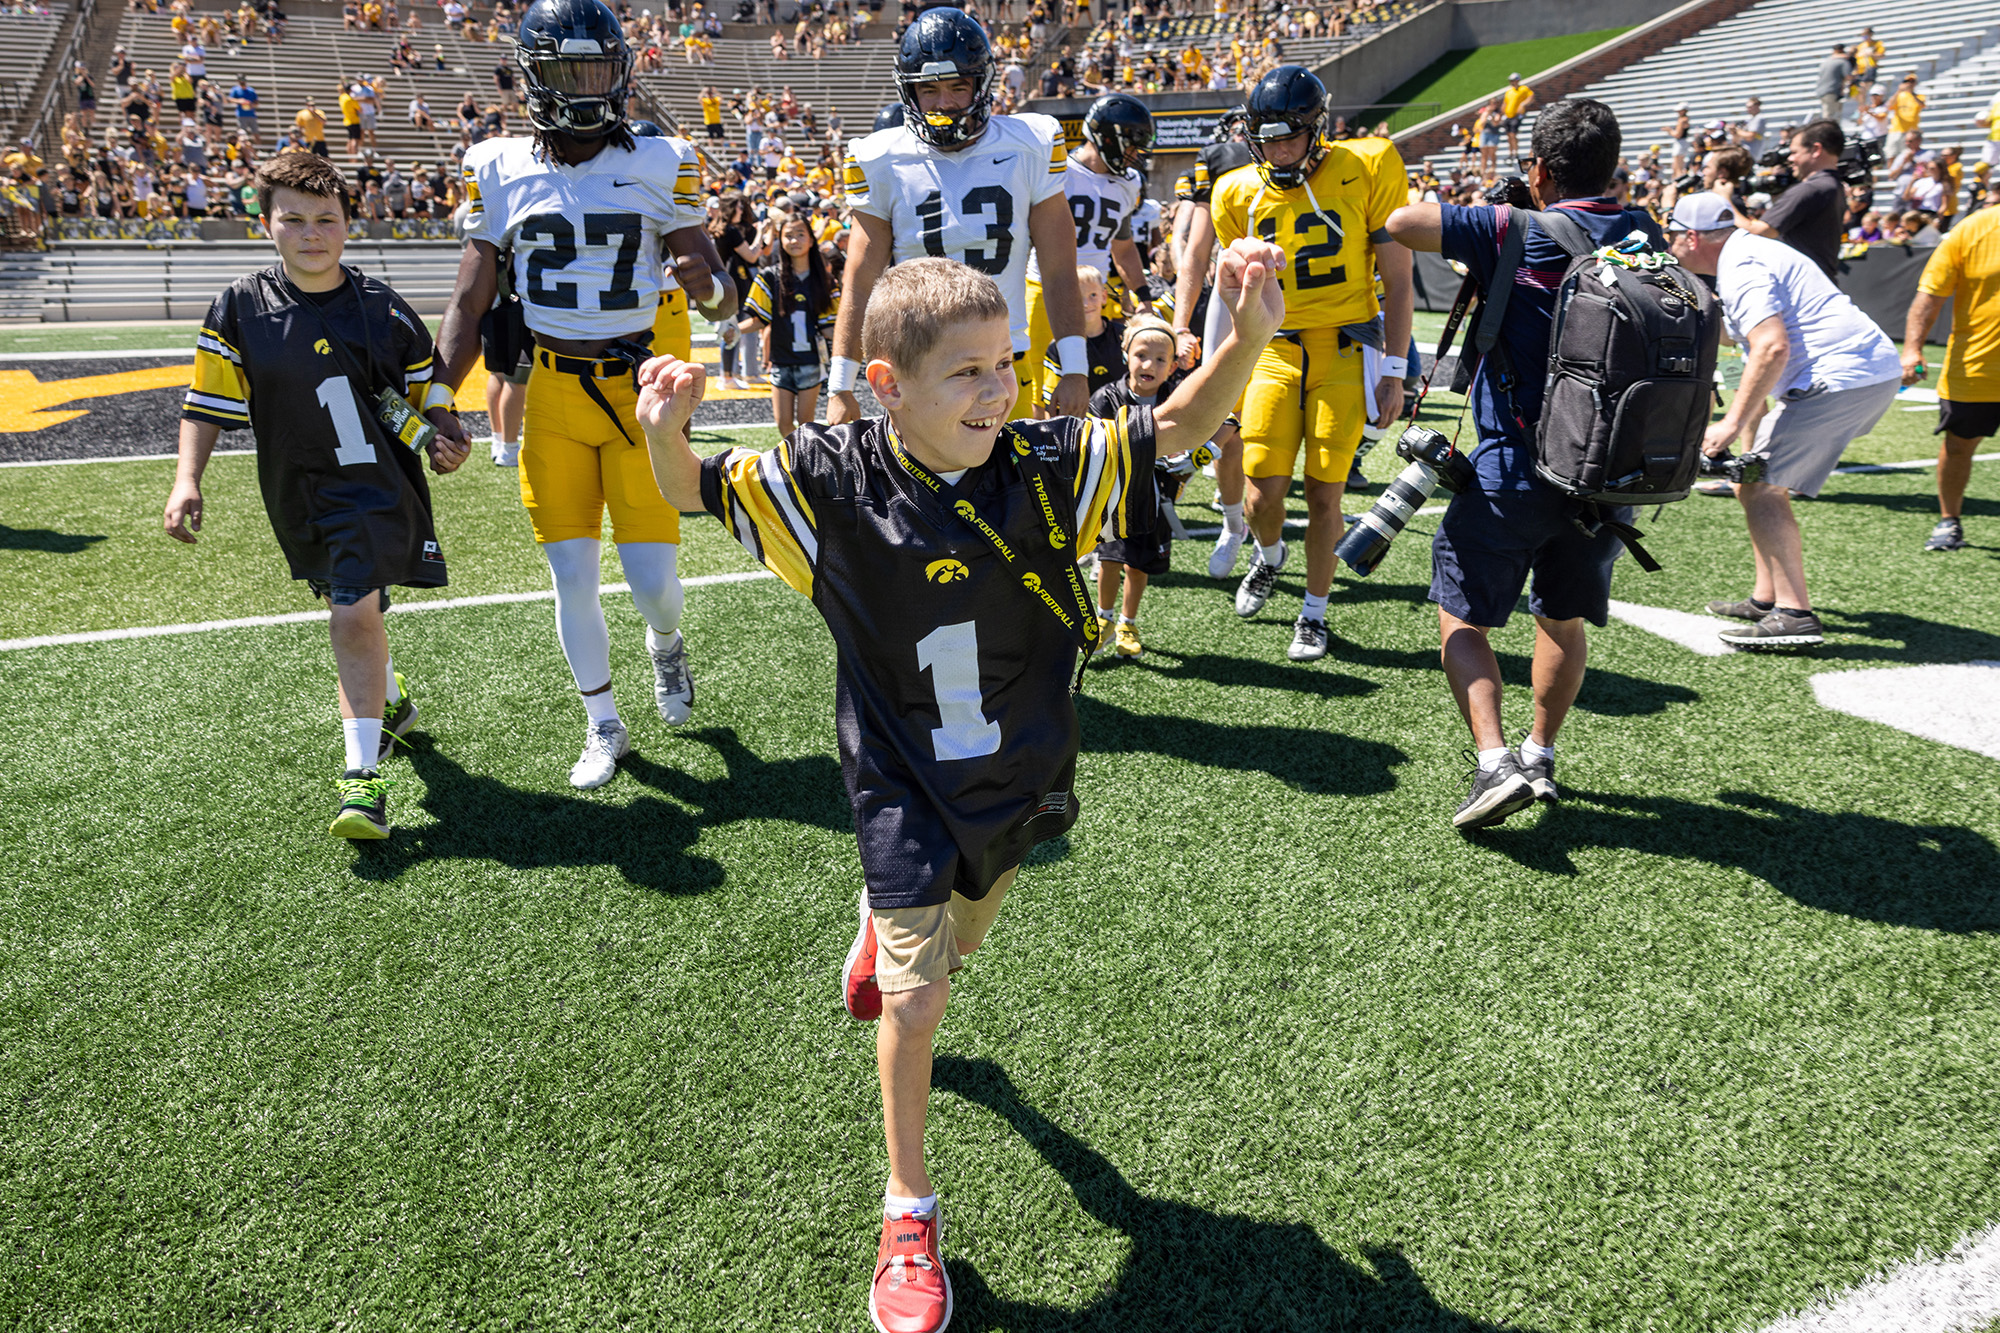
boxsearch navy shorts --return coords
[1429,483,1627,628]
[308,580,390,611]
[767,361,823,393]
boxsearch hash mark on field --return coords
[1753,1221,2000,1333]
[1605,600,1737,656]
[1809,661,2000,762]
[0,571,777,652]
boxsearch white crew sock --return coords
[581,688,619,725]
[1256,539,1285,566]
[617,540,684,636]
[342,716,382,772]
[884,1190,938,1218]
[1521,736,1555,760]
[1300,591,1329,623]
[1098,604,1115,619]
[384,658,401,706]
[1221,501,1246,536]
[1476,745,1512,774]
[544,537,614,720]
[1118,614,1137,625]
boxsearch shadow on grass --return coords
[1324,640,1699,718]
[1479,789,2000,932]
[348,727,849,891]
[1808,490,2000,519]
[1078,694,1406,795]
[0,523,106,554]
[932,1056,1547,1333]
[1806,610,2000,666]
[1116,648,1381,701]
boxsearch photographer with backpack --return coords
[1668,192,1902,649]
[1386,99,1673,830]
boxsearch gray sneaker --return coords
[569,719,630,790]
[1925,517,1966,551]
[1706,597,1773,621]
[648,628,694,726]
[1515,740,1558,803]
[1718,607,1824,649]
[1454,752,1536,829]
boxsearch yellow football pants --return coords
[520,350,681,545]
[1239,327,1368,485]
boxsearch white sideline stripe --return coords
[0,348,196,361]
[1834,453,2000,474]
[1752,1222,2000,1333]
[0,421,787,469]
[0,570,777,652]
[1605,599,1737,656]
[1809,661,2000,763]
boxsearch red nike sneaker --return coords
[843,892,882,1021]
[870,1205,951,1333]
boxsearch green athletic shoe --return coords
[379,673,418,763]
[330,768,391,839]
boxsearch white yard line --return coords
[1809,661,2000,763]
[0,348,196,361]
[1834,452,2000,474]
[0,570,776,653]
[1752,1222,2000,1333]
[1605,599,1738,656]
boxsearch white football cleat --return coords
[649,627,694,726]
[569,719,629,790]
[1209,529,1244,579]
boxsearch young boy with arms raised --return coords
[636,241,1285,1333]
[1091,312,1241,658]
[163,153,470,839]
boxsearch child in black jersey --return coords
[1036,265,1126,413]
[164,154,469,840]
[637,245,1284,1333]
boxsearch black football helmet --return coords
[516,0,633,140]
[629,118,664,136]
[1213,105,1249,143]
[894,6,996,149]
[872,101,907,134]
[1244,65,1328,188]
[1083,92,1154,174]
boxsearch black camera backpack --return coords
[1465,208,1722,568]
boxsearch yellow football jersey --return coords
[1210,138,1405,331]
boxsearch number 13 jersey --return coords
[844,114,1070,355]
[460,135,707,342]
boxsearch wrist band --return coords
[693,279,734,316]
[828,356,861,393]
[1057,335,1088,379]
[420,381,457,412]
[1378,355,1409,378]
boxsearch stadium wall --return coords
[1448,0,1679,48]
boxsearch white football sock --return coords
[1300,591,1329,622]
[544,537,614,715]
[617,540,684,637]
[1221,501,1245,535]
[1521,736,1555,760]
[1256,539,1285,566]
[884,1190,937,1218]
[342,716,382,772]
[1476,745,1512,774]
[581,687,619,725]
[384,658,401,706]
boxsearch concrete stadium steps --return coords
[104,12,525,172]
[14,238,465,320]
[0,7,67,139]
[1416,0,2000,206]
[636,36,901,149]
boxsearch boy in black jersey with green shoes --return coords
[636,242,1284,1333]
[164,153,470,840]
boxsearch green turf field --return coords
[1369,29,1633,133]
[2,367,1997,1330]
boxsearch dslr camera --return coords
[1483,175,1532,207]
[1335,425,1477,577]
[1699,449,1769,485]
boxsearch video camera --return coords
[1334,425,1477,577]
[1749,140,1881,200]
[1483,175,1532,208]
[1699,450,1769,485]
[1748,148,1795,198]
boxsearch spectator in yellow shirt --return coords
[1500,73,1536,162]
[295,96,327,155]
[1850,27,1883,95]
[1902,192,2000,551]
[699,87,723,142]
[338,85,362,159]
[1888,75,1925,141]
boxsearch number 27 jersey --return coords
[460,134,706,343]
[844,114,1069,354]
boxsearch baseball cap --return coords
[1668,192,1733,233]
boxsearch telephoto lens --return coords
[1335,425,1462,577]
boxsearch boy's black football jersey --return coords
[1037,321,1125,403]
[183,265,446,590]
[701,409,1157,910]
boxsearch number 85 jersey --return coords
[460,135,707,342]
[844,113,1069,355]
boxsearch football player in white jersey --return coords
[1022,92,1159,415]
[434,0,737,791]
[827,6,1090,425]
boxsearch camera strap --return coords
[886,420,1101,691]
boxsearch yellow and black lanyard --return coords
[887,422,1101,691]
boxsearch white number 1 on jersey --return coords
[315,375,376,468]
[916,620,1002,761]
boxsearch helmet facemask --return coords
[1246,108,1327,189]
[518,36,631,139]
[1088,118,1154,174]
[894,65,995,149]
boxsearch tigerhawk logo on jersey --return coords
[313,338,331,356]
[925,558,970,584]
